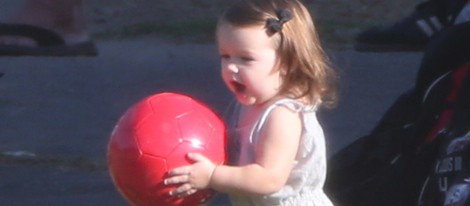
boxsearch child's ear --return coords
[275,58,284,73]
[278,63,287,76]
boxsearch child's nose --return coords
[226,62,239,73]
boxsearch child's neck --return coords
[238,96,286,128]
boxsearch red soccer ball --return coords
[107,92,227,206]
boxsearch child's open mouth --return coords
[231,80,246,93]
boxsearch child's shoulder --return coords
[271,98,316,112]
[264,100,303,126]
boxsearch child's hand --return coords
[164,153,216,197]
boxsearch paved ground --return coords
[0,37,423,205]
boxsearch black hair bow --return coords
[267,9,293,33]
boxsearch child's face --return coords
[217,22,282,106]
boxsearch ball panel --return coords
[148,93,195,121]
[176,110,212,149]
[127,98,155,130]
[132,154,171,206]
[191,102,227,164]
[108,106,143,157]
[166,141,206,169]
[117,155,167,206]
[135,112,180,157]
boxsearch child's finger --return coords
[184,188,198,196]
[164,174,190,185]
[167,166,191,175]
[169,183,194,196]
[187,152,210,162]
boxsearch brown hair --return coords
[218,0,338,107]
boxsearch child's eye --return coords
[220,54,230,59]
[240,56,254,62]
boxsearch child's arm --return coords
[165,106,302,197]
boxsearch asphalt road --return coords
[0,37,422,205]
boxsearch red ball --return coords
[108,92,227,206]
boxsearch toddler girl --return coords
[165,0,337,205]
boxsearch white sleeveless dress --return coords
[228,99,334,206]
